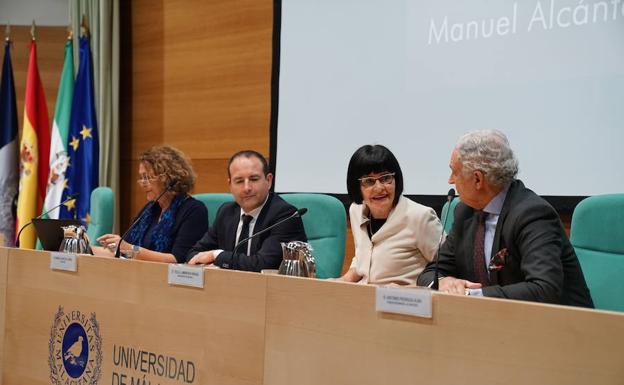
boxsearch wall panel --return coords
[121,0,272,230]
[0,25,66,155]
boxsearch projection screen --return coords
[272,0,624,198]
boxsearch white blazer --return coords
[349,195,443,285]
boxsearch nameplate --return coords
[375,286,432,318]
[168,264,204,288]
[50,252,78,272]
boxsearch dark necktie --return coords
[237,214,253,255]
[473,210,489,285]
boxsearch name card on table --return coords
[168,264,204,288]
[376,286,432,318]
[50,252,78,272]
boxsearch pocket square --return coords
[488,248,507,271]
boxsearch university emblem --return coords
[49,306,103,385]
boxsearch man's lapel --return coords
[229,205,241,250]
[489,181,518,284]
[249,193,274,253]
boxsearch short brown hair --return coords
[139,145,196,195]
[227,150,270,178]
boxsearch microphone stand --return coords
[114,180,178,258]
[226,208,308,267]
[432,189,455,290]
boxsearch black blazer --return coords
[418,180,593,308]
[186,193,307,272]
[133,196,208,263]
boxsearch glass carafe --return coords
[59,225,92,254]
[278,241,316,278]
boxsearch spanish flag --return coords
[16,39,50,249]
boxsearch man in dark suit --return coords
[417,130,593,307]
[187,150,307,271]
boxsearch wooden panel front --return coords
[0,248,7,381]
[2,248,267,385]
[1,248,623,384]
[264,275,624,385]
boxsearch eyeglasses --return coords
[358,173,395,188]
[136,174,161,185]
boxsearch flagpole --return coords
[30,20,36,41]
[81,15,89,38]
[16,19,51,248]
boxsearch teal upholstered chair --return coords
[280,193,346,278]
[193,193,235,226]
[570,194,624,312]
[87,187,114,241]
[440,197,460,233]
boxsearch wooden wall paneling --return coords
[123,0,273,228]
[191,158,231,193]
[1,25,66,155]
[161,0,272,160]
[118,0,134,231]
[120,0,166,230]
[127,1,165,154]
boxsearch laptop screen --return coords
[32,218,85,252]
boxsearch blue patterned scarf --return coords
[127,196,184,252]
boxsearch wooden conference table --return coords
[0,247,622,385]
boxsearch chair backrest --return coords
[570,194,624,312]
[193,193,235,226]
[280,193,346,279]
[440,197,460,233]
[87,187,114,241]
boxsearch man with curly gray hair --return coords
[418,130,593,307]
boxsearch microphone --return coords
[226,207,308,267]
[114,179,178,258]
[15,193,79,248]
[431,188,455,290]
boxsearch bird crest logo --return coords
[49,306,102,385]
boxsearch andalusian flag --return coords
[42,38,74,219]
[0,39,19,246]
[16,39,51,249]
[59,35,98,224]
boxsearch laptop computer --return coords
[32,218,85,252]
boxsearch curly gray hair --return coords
[455,129,519,186]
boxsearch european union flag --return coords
[59,35,99,224]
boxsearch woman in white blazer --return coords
[338,145,443,285]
